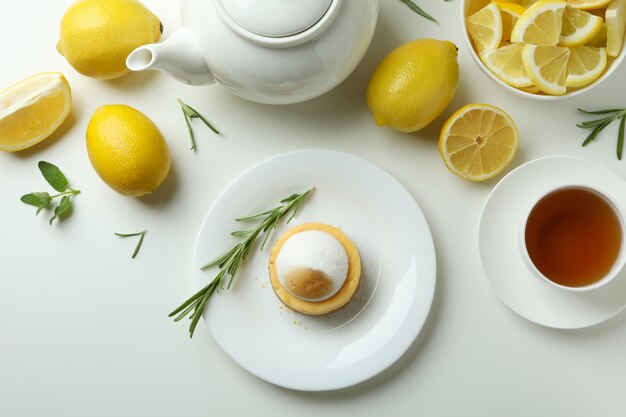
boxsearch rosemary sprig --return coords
[178,99,220,151]
[399,0,449,23]
[169,188,315,338]
[115,229,147,259]
[577,108,626,160]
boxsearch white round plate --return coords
[479,156,626,329]
[194,149,436,391]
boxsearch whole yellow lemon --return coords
[57,0,162,79]
[86,105,171,197]
[367,39,459,133]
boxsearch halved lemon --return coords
[566,46,607,87]
[466,3,503,55]
[567,0,612,9]
[522,44,571,94]
[560,7,604,46]
[0,72,71,152]
[482,43,534,87]
[497,2,527,40]
[607,0,626,57]
[439,104,519,182]
[511,0,567,45]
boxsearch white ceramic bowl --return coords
[461,0,626,100]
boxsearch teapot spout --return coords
[126,28,214,85]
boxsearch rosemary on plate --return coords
[169,188,315,338]
[178,98,220,151]
[577,108,626,160]
[115,229,147,259]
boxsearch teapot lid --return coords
[219,0,334,37]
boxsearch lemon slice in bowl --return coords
[0,72,71,152]
[482,43,534,87]
[511,0,567,45]
[466,3,503,55]
[560,7,604,46]
[519,84,542,92]
[566,46,608,87]
[586,22,608,46]
[567,0,612,9]
[439,104,519,182]
[522,44,571,94]
[497,2,527,40]
[607,0,626,57]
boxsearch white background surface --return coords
[1,0,625,416]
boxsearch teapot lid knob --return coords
[218,0,334,37]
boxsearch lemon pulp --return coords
[0,72,71,152]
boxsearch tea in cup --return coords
[520,186,625,291]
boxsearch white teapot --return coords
[126,0,379,104]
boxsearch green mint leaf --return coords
[49,195,71,225]
[38,161,68,192]
[20,192,51,207]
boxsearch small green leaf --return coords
[230,230,250,237]
[20,192,51,207]
[578,108,624,115]
[49,195,71,225]
[618,115,625,161]
[38,161,68,192]
[582,120,610,146]
[399,0,437,23]
[280,193,301,203]
[577,118,613,129]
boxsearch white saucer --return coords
[479,156,626,329]
[194,149,436,391]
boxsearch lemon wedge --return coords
[566,46,608,87]
[560,7,604,46]
[586,22,608,46]
[0,72,71,152]
[482,43,534,87]
[522,44,571,94]
[607,0,626,57]
[439,103,519,182]
[498,2,527,40]
[511,0,567,45]
[508,0,539,7]
[519,85,542,93]
[566,0,612,9]
[467,3,503,55]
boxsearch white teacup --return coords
[519,185,626,291]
